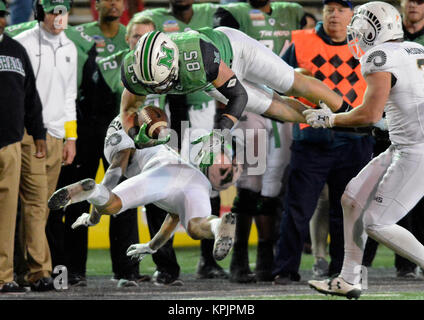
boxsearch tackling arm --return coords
[333,72,390,127]
[148,213,180,251]
[286,71,346,112]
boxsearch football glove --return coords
[133,123,170,149]
[126,242,157,261]
[71,213,97,229]
[303,101,336,128]
[191,131,226,169]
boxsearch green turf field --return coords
[84,245,424,300]
[86,244,396,277]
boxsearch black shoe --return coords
[0,281,27,294]
[396,268,418,279]
[229,270,256,284]
[196,259,229,279]
[30,277,55,292]
[255,270,274,282]
[153,271,183,286]
[69,274,87,287]
[272,273,301,285]
[126,273,151,283]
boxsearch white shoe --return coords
[213,212,236,261]
[48,178,96,210]
[308,276,362,299]
[117,279,138,288]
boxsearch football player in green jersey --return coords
[74,0,128,60]
[214,0,304,284]
[120,27,351,169]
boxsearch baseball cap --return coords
[41,0,72,13]
[0,1,9,14]
[323,0,353,9]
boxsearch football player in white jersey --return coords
[304,1,424,299]
[48,115,242,262]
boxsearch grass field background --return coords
[86,244,396,277]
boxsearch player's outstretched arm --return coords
[304,72,391,129]
[286,71,346,112]
[332,72,390,127]
[263,93,310,123]
[126,213,180,261]
[120,88,146,133]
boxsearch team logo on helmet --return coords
[158,44,175,70]
[355,8,382,46]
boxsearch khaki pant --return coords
[0,142,21,284]
[19,132,63,282]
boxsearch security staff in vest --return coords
[14,0,77,291]
[0,1,47,293]
[272,0,375,285]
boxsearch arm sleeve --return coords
[200,39,220,82]
[215,74,248,130]
[64,45,78,139]
[213,7,240,29]
[23,47,46,141]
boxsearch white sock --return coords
[87,184,110,206]
[340,194,368,285]
[210,218,221,237]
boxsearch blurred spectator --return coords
[272,0,374,285]
[90,0,144,25]
[9,0,33,24]
[15,0,77,291]
[301,12,318,29]
[46,0,149,287]
[214,0,304,283]
[0,1,46,293]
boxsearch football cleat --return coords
[48,178,96,210]
[213,212,236,261]
[308,276,362,300]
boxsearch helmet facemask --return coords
[347,14,378,59]
[347,2,404,60]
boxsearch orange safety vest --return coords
[291,28,367,129]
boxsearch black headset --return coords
[33,0,73,22]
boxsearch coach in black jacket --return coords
[0,1,46,294]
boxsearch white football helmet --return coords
[347,1,403,59]
[133,31,179,94]
[207,151,242,191]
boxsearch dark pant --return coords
[46,130,139,278]
[145,204,180,278]
[273,137,374,278]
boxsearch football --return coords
[136,106,169,139]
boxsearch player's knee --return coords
[101,193,122,215]
[187,220,201,240]
[341,192,361,216]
